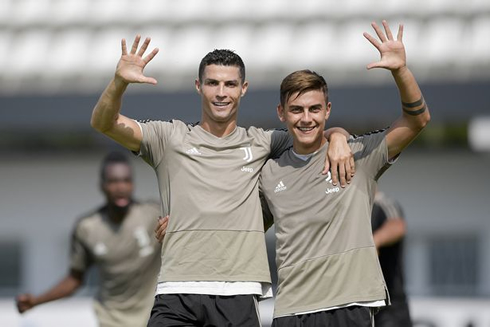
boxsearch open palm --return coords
[364,20,406,71]
[116,35,159,85]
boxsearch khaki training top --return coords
[137,120,291,285]
[260,131,390,318]
[71,201,161,317]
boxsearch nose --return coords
[216,83,226,98]
[300,110,312,123]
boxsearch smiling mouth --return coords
[297,126,316,132]
[212,102,231,107]
[114,197,130,207]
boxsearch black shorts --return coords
[374,301,412,327]
[147,294,261,327]
[272,306,374,327]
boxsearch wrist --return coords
[391,65,409,78]
[113,75,129,93]
[329,130,349,141]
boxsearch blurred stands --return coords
[0,0,489,95]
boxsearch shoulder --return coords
[138,118,202,132]
[131,200,161,219]
[72,206,105,237]
[134,200,160,213]
[349,128,387,146]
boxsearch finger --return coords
[156,222,168,242]
[349,155,356,177]
[366,61,382,70]
[397,24,404,42]
[363,32,382,50]
[345,160,352,184]
[382,20,394,41]
[121,38,127,56]
[371,21,387,43]
[137,37,151,57]
[339,161,347,188]
[143,48,159,65]
[130,35,141,55]
[330,162,339,186]
[322,157,331,175]
[140,76,158,85]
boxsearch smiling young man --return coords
[259,21,430,327]
[90,37,353,326]
[16,152,161,327]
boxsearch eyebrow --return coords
[204,78,239,84]
[289,103,323,110]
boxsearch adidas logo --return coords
[274,181,287,193]
[185,147,202,155]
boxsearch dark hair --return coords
[198,49,246,83]
[280,70,329,107]
[100,151,132,182]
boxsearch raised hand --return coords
[116,35,159,85]
[364,20,406,71]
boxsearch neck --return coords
[199,119,237,138]
[293,137,327,155]
[107,203,131,224]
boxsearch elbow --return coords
[412,109,431,132]
[421,109,431,128]
[90,114,110,134]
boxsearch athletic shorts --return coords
[147,294,261,327]
[374,300,412,327]
[272,306,374,327]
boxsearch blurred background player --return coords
[372,189,412,327]
[15,152,162,327]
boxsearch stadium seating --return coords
[0,0,488,94]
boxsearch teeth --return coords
[298,127,314,131]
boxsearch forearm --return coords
[91,78,128,133]
[392,66,431,129]
[33,274,82,306]
[324,127,349,140]
[386,66,431,157]
[373,219,406,249]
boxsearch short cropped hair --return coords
[280,70,329,108]
[100,151,132,182]
[198,49,246,83]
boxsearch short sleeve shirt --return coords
[70,201,161,311]
[136,120,291,284]
[260,131,391,317]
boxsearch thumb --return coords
[322,161,330,175]
[141,76,158,85]
[366,62,382,70]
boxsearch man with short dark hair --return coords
[90,35,353,326]
[16,152,161,327]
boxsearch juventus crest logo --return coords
[240,146,253,162]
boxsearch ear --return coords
[241,81,249,97]
[277,104,286,122]
[195,79,201,94]
[325,102,332,121]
